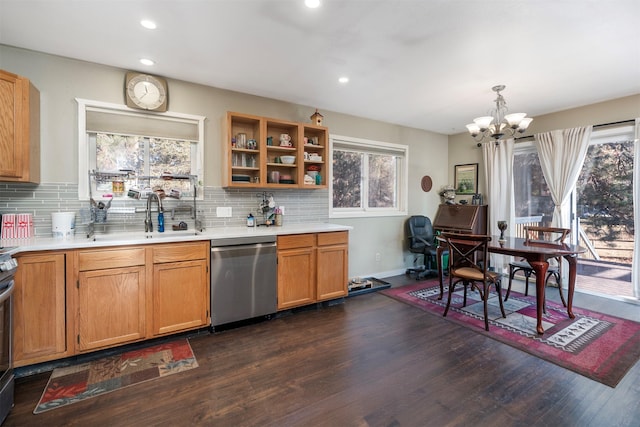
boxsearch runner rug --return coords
[382,280,640,387]
[34,339,198,414]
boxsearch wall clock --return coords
[124,72,168,112]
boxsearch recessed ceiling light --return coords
[140,58,155,66]
[140,20,157,29]
[305,0,320,9]
[338,76,349,84]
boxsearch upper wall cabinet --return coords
[222,111,328,189]
[0,69,40,183]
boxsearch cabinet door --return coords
[152,259,209,335]
[277,247,315,310]
[317,244,348,301]
[77,266,146,352]
[13,252,67,367]
[0,69,40,183]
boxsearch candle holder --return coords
[497,221,508,242]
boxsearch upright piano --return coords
[433,204,487,235]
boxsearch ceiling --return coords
[1,0,639,135]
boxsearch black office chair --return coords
[405,215,438,280]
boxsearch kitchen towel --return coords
[16,213,34,238]
[1,214,16,239]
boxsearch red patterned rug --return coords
[34,339,198,414]
[382,280,640,387]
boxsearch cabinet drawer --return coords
[277,234,315,250]
[152,242,208,263]
[78,247,146,271]
[317,231,348,246]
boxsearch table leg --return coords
[528,260,549,335]
[564,255,577,319]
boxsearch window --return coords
[330,135,407,218]
[513,125,635,251]
[513,141,554,223]
[77,99,205,199]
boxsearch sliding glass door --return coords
[513,125,635,300]
[573,127,634,299]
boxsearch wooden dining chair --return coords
[441,233,506,331]
[506,226,570,311]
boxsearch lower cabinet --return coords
[317,231,349,301]
[13,251,68,367]
[12,241,211,365]
[277,234,316,310]
[277,231,348,310]
[151,242,210,336]
[75,247,147,352]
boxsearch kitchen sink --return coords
[90,230,202,243]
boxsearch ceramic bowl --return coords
[280,156,295,164]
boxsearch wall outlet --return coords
[216,207,232,217]
[375,252,381,262]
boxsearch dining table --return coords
[436,235,586,335]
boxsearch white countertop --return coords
[2,223,352,254]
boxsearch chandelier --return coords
[466,85,532,144]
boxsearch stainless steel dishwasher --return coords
[210,235,277,328]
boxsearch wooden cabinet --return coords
[151,241,210,336]
[0,69,40,183]
[75,247,147,352]
[13,251,68,367]
[223,111,328,189]
[433,204,488,235]
[316,231,349,301]
[277,234,316,310]
[277,231,349,310]
[14,242,210,365]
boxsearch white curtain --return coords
[633,118,640,298]
[482,138,515,272]
[534,127,593,228]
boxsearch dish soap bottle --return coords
[157,210,165,232]
[247,213,255,227]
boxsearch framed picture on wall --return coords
[454,163,478,195]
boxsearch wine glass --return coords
[497,221,508,241]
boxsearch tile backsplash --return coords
[0,182,329,238]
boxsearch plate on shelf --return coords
[279,179,295,184]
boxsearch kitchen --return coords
[1,1,640,424]
[0,42,450,424]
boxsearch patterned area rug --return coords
[34,339,198,414]
[382,281,640,387]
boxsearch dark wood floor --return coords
[5,276,640,427]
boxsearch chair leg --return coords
[523,270,533,296]
[506,266,516,301]
[443,279,455,317]
[462,281,469,307]
[482,281,490,331]
[548,271,567,307]
[496,281,506,318]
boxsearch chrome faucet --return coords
[145,193,163,232]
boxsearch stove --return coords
[0,248,17,424]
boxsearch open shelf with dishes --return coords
[224,113,263,185]
[223,111,328,189]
